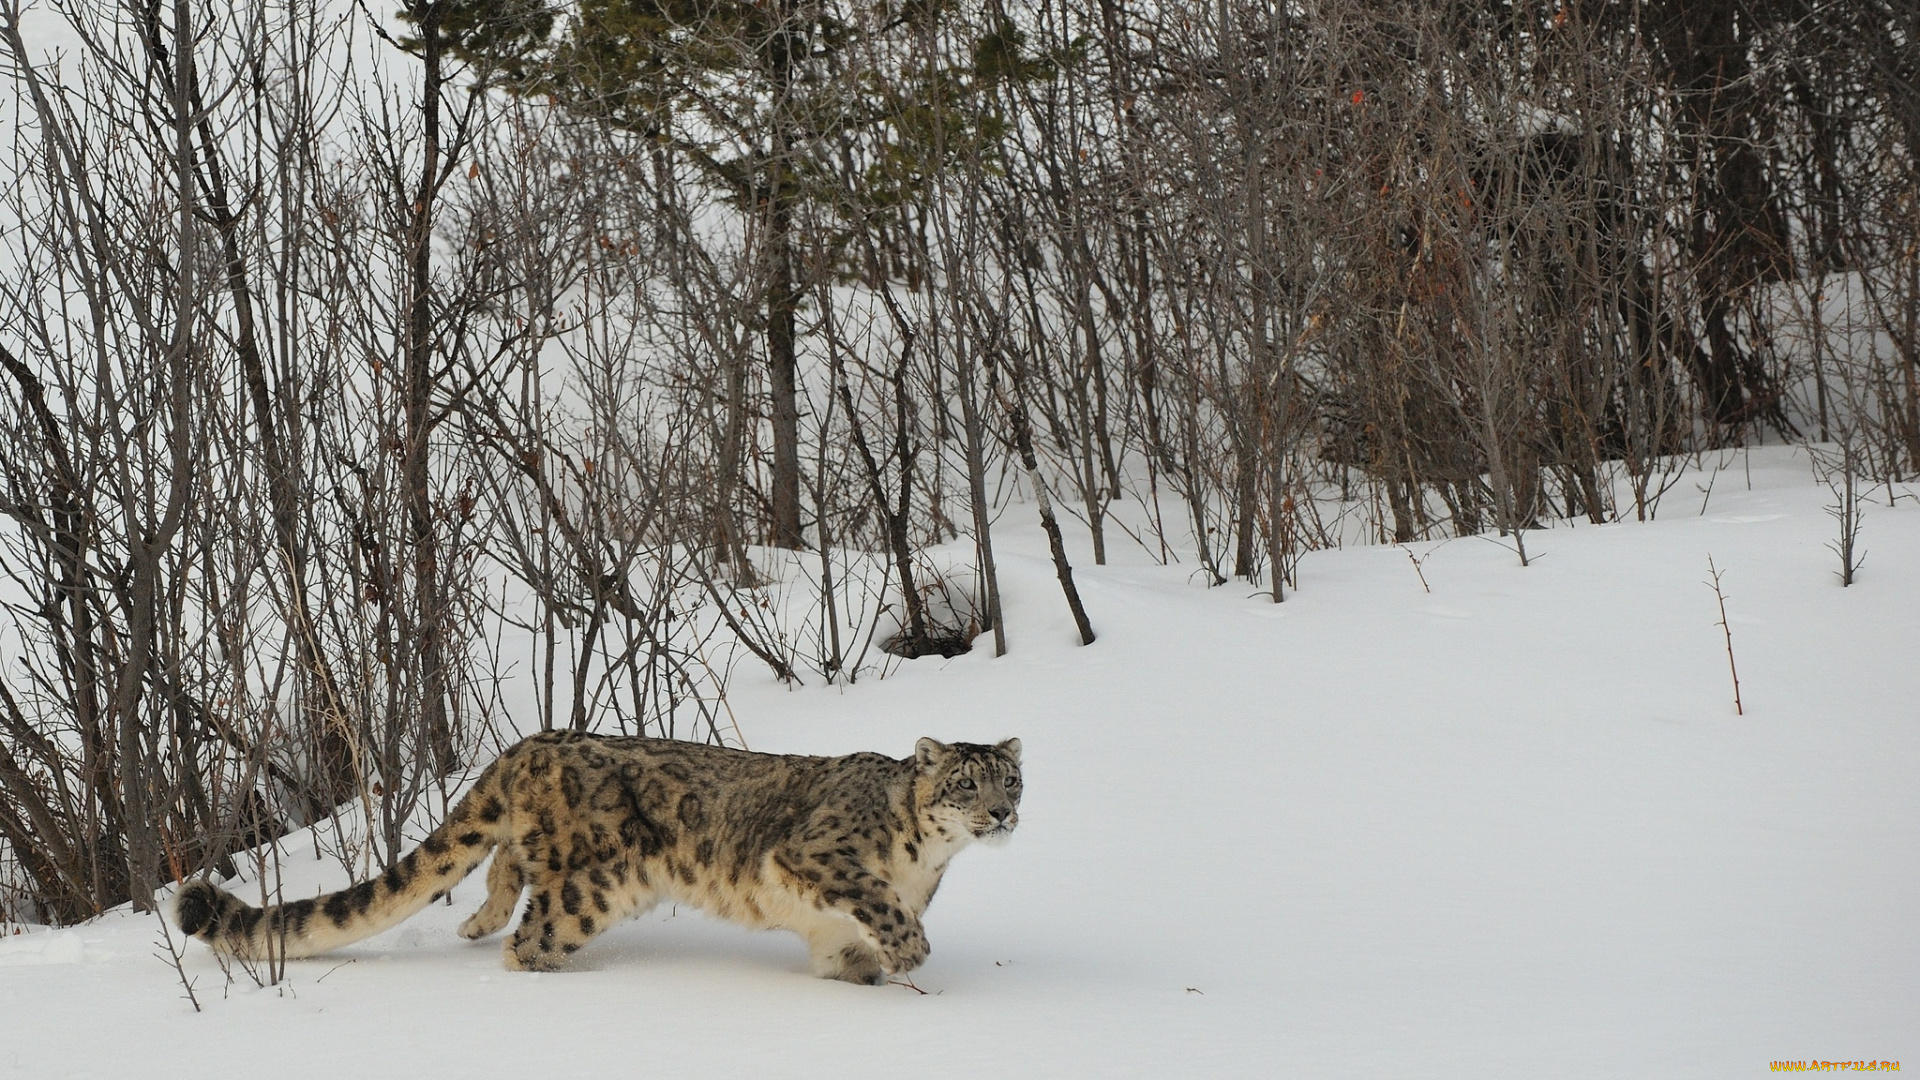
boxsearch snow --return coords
[2,446,1916,1078]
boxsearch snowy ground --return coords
[3,446,1915,1078]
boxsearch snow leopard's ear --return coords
[997,737,1022,763]
[914,737,949,769]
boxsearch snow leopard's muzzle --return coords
[974,804,1018,846]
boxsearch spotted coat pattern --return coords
[173,732,1022,982]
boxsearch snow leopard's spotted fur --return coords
[173,732,1022,982]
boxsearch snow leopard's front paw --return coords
[872,919,929,975]
[827,943,888,985]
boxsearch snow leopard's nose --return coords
[989,807,1012,824]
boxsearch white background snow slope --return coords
[2,446,1915,1079]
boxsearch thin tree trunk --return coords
[405,2,454,776]
[767,196,804,549]
[1000,352,1095,646]
[764,1,804,550]
[956,342,1006,656]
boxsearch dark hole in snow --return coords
[880,628,974,659]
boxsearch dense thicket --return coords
[1,0,1913,923]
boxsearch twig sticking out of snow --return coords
[1705,555,1743,716]
[1811,443,1867,586]
[152,907,202,1013]
[1400,545,1432,593]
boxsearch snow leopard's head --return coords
[915,737,1023,847]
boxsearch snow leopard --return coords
[173,731,1022,983]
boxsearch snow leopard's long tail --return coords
[173,760,514,962]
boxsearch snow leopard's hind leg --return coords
[457,850,523,940]
[504,867,655,971]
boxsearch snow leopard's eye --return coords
[956,777,976,790]
[1003,775,1018,788]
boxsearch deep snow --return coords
[2,446,1915,1079]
